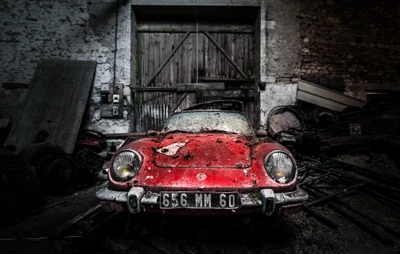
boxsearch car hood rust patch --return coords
[156,140,189,156]
[154,133,252,168]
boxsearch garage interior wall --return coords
[0,0,399,134]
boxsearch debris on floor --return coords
[0,149,43,217]
[267,100,400,159]
[297,79,365,112]
[0,154,399,254]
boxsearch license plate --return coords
[159,192,240,209]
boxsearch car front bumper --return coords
[96,186,308,216]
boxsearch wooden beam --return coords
[221,96,255,102]
[297,79,366,112]
[145,32,190,87]
[203,31,248,78]
[131,0,261,6]
[137,23,254,34]
[52,204,101,237]
[170,92,189,115]
[5,59,97,154]
[200,89,256,98]
[199,77,255,82]
[133,87,177,92]
[176,83,225,92]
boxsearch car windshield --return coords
[163,111,254,136]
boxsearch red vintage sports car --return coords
[96,101,308,215]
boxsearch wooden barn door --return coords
[132,6,258,132]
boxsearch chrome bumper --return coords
[96,186,308,216]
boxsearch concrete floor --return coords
[0,154,399,254]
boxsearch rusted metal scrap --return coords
[305,182,366,207]
[19,143,104,193]
[304,186,396,244]
[74,148,105,183]
[0,150,42,214]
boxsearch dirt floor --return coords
[0,153,399,254]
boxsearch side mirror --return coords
[256,129,268,137]
[146,130,160,137]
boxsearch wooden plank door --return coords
[133,19,257,132]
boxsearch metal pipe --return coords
[312,187,400,238]
[305,182,366,207]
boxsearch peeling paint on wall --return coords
[0,0,132,134]
[260,83,297,129]
[1,0,399,135]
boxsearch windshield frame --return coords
[161,110,255,136]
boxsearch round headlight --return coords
[111,150,142,181]
[264,151,295,184]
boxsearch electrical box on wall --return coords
[100,83,124,118]
[101,84,111,104]
[113,94,120,104]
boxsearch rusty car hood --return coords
[108,135,297,192]
[154,133,252,168]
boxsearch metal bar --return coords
[137,24,254,34]
[307,166,400,193]
[306,182,366,207]
[131,0,261,6]
[324,159,400,186]
[363,187,400,209]
[145,31,191,87]
[199,77,255,82]
[299,172,331,186]
[133,87,177,92]
[317,173,400,206]
[313,187,400,238]
[307,185,338,190]
[299,169,310,183]
[203,31,248,78]
[331,167,400,193]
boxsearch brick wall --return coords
[1,0,399,133]
[298,0,400,100]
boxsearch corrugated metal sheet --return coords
[297,80,366,112]
[5,59,97,154]
[134,105,169,132]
